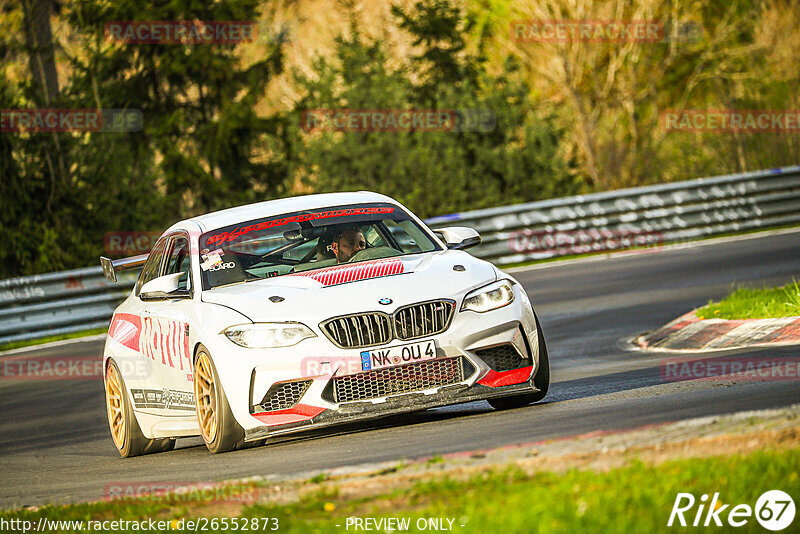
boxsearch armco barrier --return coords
[1,165,799,345]
[425,165,800,264]
[0,268,138,345]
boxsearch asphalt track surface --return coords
[2,231,799,508]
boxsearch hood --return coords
[201,250,496,324]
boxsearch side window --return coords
[136,238,168,295]
[165,236,191,291]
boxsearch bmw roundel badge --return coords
[379,298,393,305]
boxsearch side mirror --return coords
[140,273,190,300]
[435,227,482,250]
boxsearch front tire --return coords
[104,360,175,457]
[193,347,246,453]
[488,313,550,410]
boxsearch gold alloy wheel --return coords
[105,363,126,449]
[194,352,218,443]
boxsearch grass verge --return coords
[3,447,797,533]
[0,327,107,353]
[696,280,800,320]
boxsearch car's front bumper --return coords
[204,282,541,439]
[244,378,540,441]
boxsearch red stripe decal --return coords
[290,257,404,286]
[163,322,171,366]
[251,404,326,426]
[108,313,141,352]
[478,366,534,387]
[182,323,190,371]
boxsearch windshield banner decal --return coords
[206,207,394,246]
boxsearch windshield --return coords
[198,203,441,289]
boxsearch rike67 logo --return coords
[669,490,795,530]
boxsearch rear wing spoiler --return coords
[100,254,148,282]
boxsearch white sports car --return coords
[100,192,549,456]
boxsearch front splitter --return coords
[244,380,540,441]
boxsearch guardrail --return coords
[426,165,800,264]
[0,268,138,345]
[1,165,799,345]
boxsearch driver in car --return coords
[330,226,366,263]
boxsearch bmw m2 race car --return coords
[100,192,549,456]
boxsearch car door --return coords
[129,232,197,416]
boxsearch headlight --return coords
[223,323,316,348]
[461,280,515,313]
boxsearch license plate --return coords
[360,340,436,371]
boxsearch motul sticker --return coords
[140,317,192,371]
[109,314,191,371]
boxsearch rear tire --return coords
[104,359,175,458]
[488,313,550,410]
[193,347,246,453]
